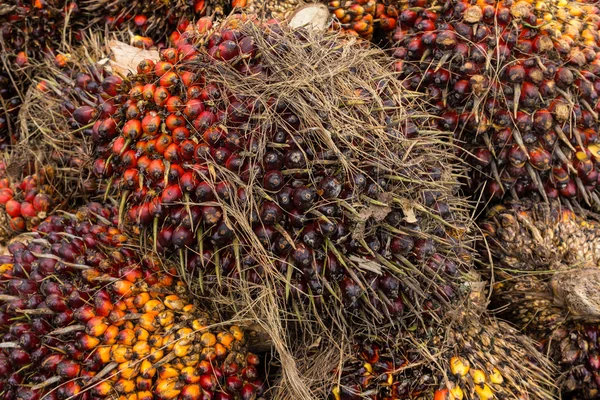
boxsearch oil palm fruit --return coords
[231,0,302,20]
[70,15,472,326]
[333,311,555,400]
[390,0,600,210]
[0,202,263,400]
[479,195,600,398]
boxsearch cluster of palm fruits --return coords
[326,0,404,40]
[388,0,600,209]
[0,163,55,234]
[333,311,555,400]
[69,15,475,327]
[479,196,600,398]
[0,201,263,400]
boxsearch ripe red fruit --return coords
[161,185,183,203]
[5,199,21,217]
[0,188,13,203]
[20,202,37,218]
[122,119,142,139]
[33,193,51,213]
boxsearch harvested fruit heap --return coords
[333,310,555,400]
[72,15,476,330]
[0,202,263,400]
[479,195,600,398]
[389,0,600,209]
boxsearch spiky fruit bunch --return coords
[72,16,472,326]
[479,196,600,398]
[231,0,301,20]
[333,311,555,400]
[390,0,600,209]
[0,164,56,234]
[0,202,263,400]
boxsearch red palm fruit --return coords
[123,169,139,189]
[102,75,123,97]
[148,159,166,181]
[164,143,181,163]
[168,164,185,182]
[74,305,95,322]
[97,118,118,140]
[160,71,179,88]
[142,83,157,101]
[142,112,161,136]
[32,193,50,213]
[0,188,12,204]
[165,114,186,131]
[194,111,216,131]
[162,185,183,203]
[137,59,155,75]
[172,226,194,249]
[155,134,173,154]
[20,202,36,218]
[172,127,191,144]
[123,119,142,140]
[154,86,170,107]
[184,99,204,120]
[86,316,109,337]
[73,106,98,125]
[155,61,173,77]
[10,349,31,366]
[5,199,21,217]
[165,96,184,113]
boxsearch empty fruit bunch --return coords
[480,196,600,398]
[390,0,600,209]
[0,202,263,400]
[69,16,473,327]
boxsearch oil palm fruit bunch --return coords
[72,15,472,327]
[81,0,229,49]
[0,0,84,147]
[231,0,302,20]
[389,0,600,209]
[0,201,263,400]
[333,310,555,400]
[479,195,600,398]
[0,163,56,235]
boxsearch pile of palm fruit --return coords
[1,0,600,399]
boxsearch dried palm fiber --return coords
[389,0,600,211]
[0,201,264,400]
[63,14,481,397]
[479,195,600,398]
[331,308,556,400]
